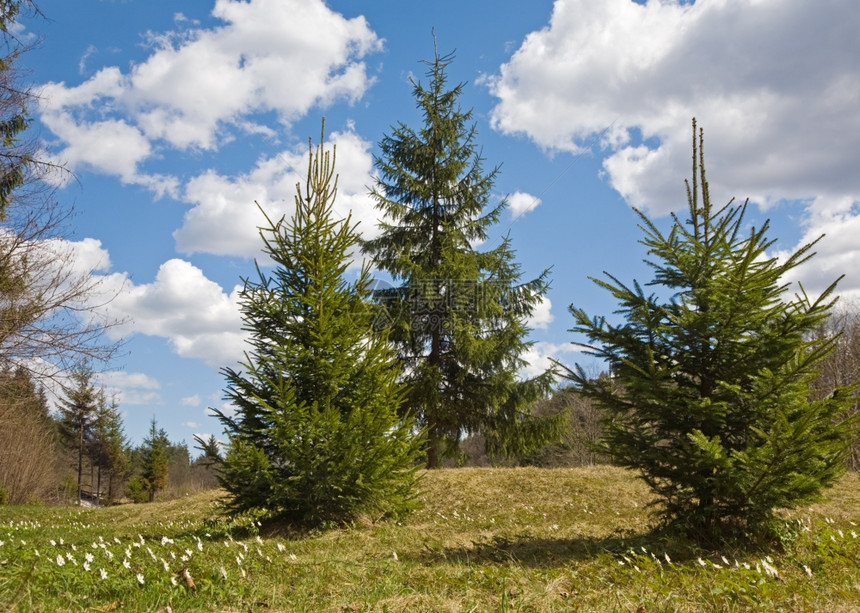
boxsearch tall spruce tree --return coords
[56,366,100,504]
[204,123,423,526]
[90,397,129,504]
[363,45,560,468]
[564,120,857,539]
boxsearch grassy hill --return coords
[1,466,859,611]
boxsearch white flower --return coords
[99,568,108,580]
[804,565,812,576]
[50,539,56,546]
[122,559,131,570]
[277,543,286,552]
[136,573,145,585]
[697,557,707,567]
[55,554,65,567]
[83,561,91,572]
[220,566,228,580]
[664,553,671,564]
[85,553,94,563]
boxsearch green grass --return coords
[1,466,859,611]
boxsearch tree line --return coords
[0,364,215,505]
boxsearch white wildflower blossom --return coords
[122,559,131,570]
[55,554,65,566]
[761,559,779,578]
[697,557,707,567]
[804,565,812,576]
[83,561,91,572]
[277,543,286,552]
[99,568,107,580]
[220,566,228,580]
[85,553,94,563]
[664,553,671,564]
[136,573,145,585]
[50,539,56,546]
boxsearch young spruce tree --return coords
[363,44,561,468]
[205,123,423,525]
[565,120,857,538]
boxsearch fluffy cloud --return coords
[520,341,581,380]
[174,126,379,257]
[527,296,554,330]
[97,371,162,406]
[180,394,202,407]
[486,0,860,294]
[38,0,381,185]
[109,259,246,368]
[507,191,541,218]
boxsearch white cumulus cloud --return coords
[174,125,378,257]
[486,0,860,295]
[37,0,382,188]
[109,259,246,368]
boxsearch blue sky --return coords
[16,0,860,447]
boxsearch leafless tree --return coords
[0,3,123,386]
[811,300,860,470]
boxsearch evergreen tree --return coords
[138,416,169,502]
[205,122,423,526]
[363,44,560,467]
[564,120,858,539]
[56,366,100,504]
[89,396,129,504]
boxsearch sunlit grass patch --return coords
[1,467,858,612]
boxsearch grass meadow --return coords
[1,466,859,612]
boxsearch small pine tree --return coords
[564,120,857,539]
[363,43,561,468]
[205,122,423,526]
[139,417,169,503]
[56,366,100,504]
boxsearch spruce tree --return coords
[363,44,560,468]
[90,397,129,504]
[206,122,423,526]
[564,120,857,538]
[56,366,100,504]
[138,417,169,503]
